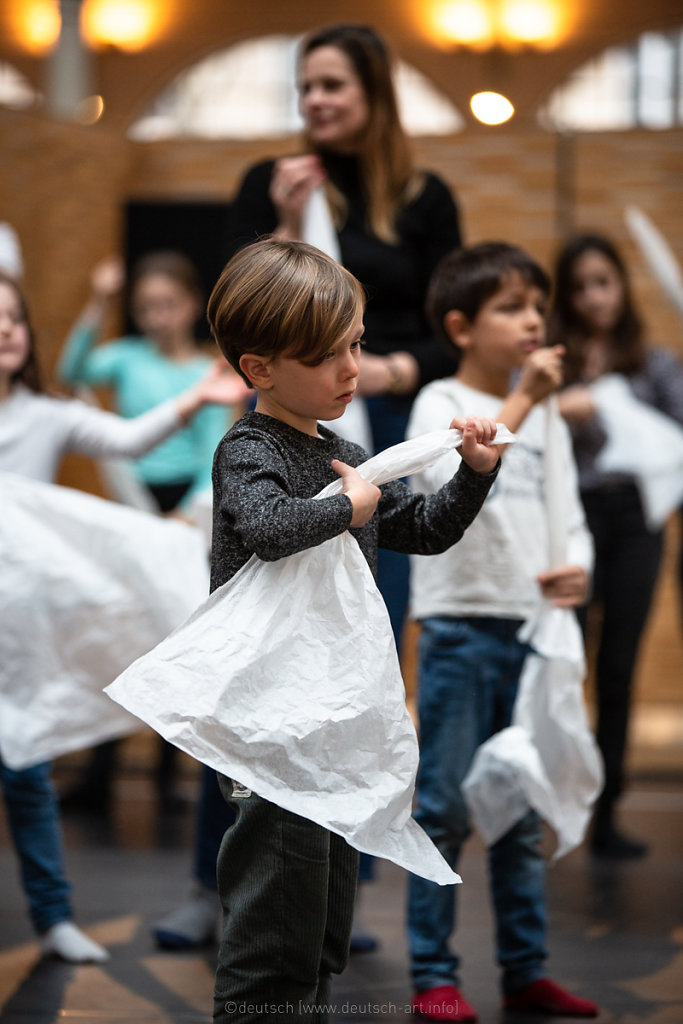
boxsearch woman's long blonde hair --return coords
[299,24,422,245]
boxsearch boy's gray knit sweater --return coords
[210,411,499,593]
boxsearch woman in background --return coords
[225,22,462,654]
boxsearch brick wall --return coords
[2,109,681,724]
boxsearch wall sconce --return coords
[424,0,566,125]
[81,0,166,52]
[427,0,565,51]
[9,0,61,55]
[9,0,166,56]
[470,90,514,124]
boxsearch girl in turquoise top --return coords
[59,250,233,515]
[58,251,244,812]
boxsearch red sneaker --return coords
[503,978,599,1017]
[411,984,478,1022]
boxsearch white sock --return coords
[41,921,110,963]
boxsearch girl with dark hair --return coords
[550,232,683,858]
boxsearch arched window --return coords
[128,35,463,140]
[541,27,683,131]
[0,62,40,110]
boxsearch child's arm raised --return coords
[499,346,565,433]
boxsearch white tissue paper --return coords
[0,472,209,770]
[591,374,683,531]
[463,400,602,859]
[107,426,514,885]
[303,186,373,452]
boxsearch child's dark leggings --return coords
[213,776,359,1024]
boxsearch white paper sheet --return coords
[106,426,514,885]
[591,374,683,530]
[463,401,602,858]
[0,472,209,770]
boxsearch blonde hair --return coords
[299,24,422,245]
[208,238,365,386]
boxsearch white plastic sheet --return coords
[0,472,209,770]
[463,400,602,858]
[304,186,373,452]
[591,374,683,531]
[107,426,514,885]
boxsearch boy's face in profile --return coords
[453,271,548,390]
[252,307,365,436]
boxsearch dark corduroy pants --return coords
[213,776,359,1024]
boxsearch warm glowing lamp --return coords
[75,94,105,124]
[500,1,560,47]
[470,91,515,124]
[81,0,163,52]
[429,1,494,49]
[12,0,61,55]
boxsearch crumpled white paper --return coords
[106,426,514,885]
[0,472,209,770]
[463,602,603,859]
[591,373,683,531]
[462,400,602,858]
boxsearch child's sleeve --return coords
[215,434,354,561]
[407,385,466,494]
[61,396,182,459]
[377,458,498,557]
[57,322,125,389]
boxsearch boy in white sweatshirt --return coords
[406,243,598,1021]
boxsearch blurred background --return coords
[1,0,681,775]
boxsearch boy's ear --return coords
[443,310,472,352]
[239,353,272,389]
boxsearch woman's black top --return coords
[224,153,462,389]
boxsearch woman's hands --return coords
[331,459,381,527]
[449,416,499,474]
[270,156,327,238]
[356,351,420,397]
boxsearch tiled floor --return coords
[1,770,682,1023]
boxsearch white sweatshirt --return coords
[408,377,593,622]
[0,385,181,484]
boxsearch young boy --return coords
[206,238,501,1024]
[406,243,599,1021]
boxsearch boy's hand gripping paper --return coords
[462,401,603,859]
[0,472,209,770]
[106,426,514,885]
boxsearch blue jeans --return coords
[0,755,72,933]
[407,617,548,995]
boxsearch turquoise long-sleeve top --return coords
[58,323,232,510]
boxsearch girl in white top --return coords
[0,270,242,963]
